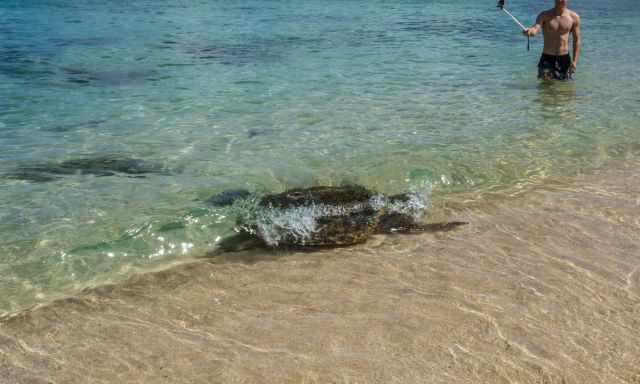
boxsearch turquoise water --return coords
[1,0,639,313]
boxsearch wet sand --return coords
[1,166,639,384]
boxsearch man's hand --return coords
[523,22,541,37]
[570,61,577,74]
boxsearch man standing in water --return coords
[523,0,581,80]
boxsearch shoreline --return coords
[1,165,639,383]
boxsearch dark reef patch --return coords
[247,128,274,139]
[60,68,159,87]
[49,36,120,48]
[41,119,108,133]
[180,35,323,66]
[0,44,56,80]
[206,189,252,207]
[4,155,169,182]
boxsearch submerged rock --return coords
[61,68,158,86]
[4,155,168,182]
[247,128,273,139]
[212,185,466,251]
[42,119,107,133]
[206,189,252,207]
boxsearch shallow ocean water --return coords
[1,165,639,383]
[1,0,640,313]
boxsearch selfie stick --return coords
[497,0,530,50]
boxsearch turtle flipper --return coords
[376,212,467,234]
[409,221,468,233]
[206,189,252,207]
[215,231,265,253]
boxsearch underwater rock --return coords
[42,119,107,133]
[247,128,274,139]
[51,36,120,48]
[206,189,252,207]
[183,35,321,66]
[214,185,466,250]
[3,171,59,183]
[0,44,56,80]
[4,155,168,182]
[61,68,158,86]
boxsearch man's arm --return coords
[524,12,545,36]
[570,14,581,72]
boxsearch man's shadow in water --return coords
[534,80,578,120]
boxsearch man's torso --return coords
[541,8,577,55]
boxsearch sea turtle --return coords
[210,185,466,251]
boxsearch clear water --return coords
[1,0,639,313]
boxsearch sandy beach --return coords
[2,164,639,384]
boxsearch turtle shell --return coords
[258,185,374,209]
[249,185,384,246]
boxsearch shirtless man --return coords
[523,0,581,80]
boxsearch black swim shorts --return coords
[538,53,572,80]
